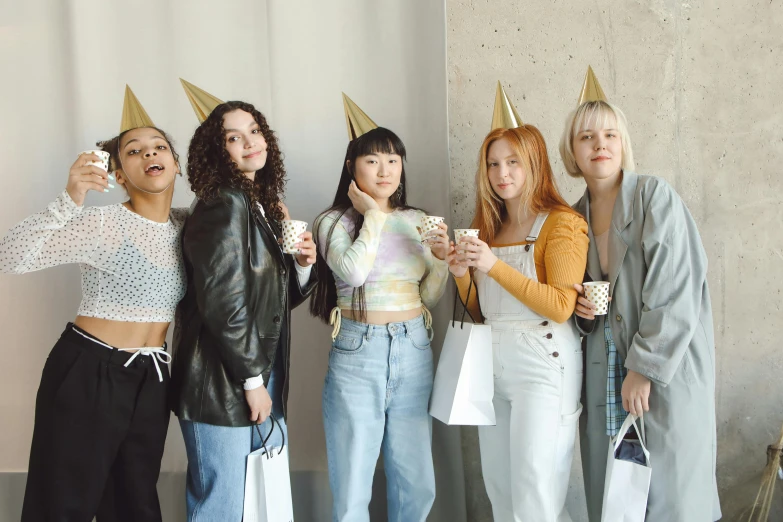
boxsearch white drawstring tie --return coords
[329,307,342,341]
[118,348,172,382]
[71,327,170,382]
[330,306,433,341]
[421,306,434,340]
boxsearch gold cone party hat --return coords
[491,82,523,130]
[342,93,378,141]
[180,78,224,123]
[577,66,608,105]
[120,85,155,133]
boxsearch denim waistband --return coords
[337,314,427,339]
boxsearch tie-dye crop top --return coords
[315,207,448,311]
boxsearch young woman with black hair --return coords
[311,119,449,522]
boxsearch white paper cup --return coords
[454,228,480,254]
[583,281,610,316]
[454,228,479,243]
[82,150,110,172]
[281,220,308,254]
[420,215,444,237]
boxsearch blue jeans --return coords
[179,355,287,521]
[323,315,436,522]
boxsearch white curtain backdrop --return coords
[0,1,465,520]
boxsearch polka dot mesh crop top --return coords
[0,190,187,322]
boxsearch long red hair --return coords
[472,125,579,245]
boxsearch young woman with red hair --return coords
[449,124,588,521]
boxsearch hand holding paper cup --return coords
[81,150,111,172]
[281,220,308,254]
[420,215,444,238]
[582,281,610,315]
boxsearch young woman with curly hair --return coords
[0,108,186,520]
[170,100,317,520]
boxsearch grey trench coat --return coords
[573,172,721,521]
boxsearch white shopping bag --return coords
[243,416,294,522]
[429,282,495,425]
[601,414,652,522]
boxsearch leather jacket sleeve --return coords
[575,314,598,336]
[183,189,264,382]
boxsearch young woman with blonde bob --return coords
[562,99,720,521]
[449,124,588,521]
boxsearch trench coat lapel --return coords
[576,191,603,283]
[607,171,639,296]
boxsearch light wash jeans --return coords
[323,314,435,522]
[179,354,287,522]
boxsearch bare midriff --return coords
[340,307,422,325]
[73,316,170,350]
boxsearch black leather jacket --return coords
[171,187,316,427]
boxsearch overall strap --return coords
[525,212,550,242]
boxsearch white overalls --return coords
[474,213,583,522]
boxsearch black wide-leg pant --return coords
[21,323,169,522]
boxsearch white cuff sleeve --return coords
[295,260,313,287]
[243,373,265,390]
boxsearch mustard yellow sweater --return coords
[455,210,589,324]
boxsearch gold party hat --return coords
[120,85,155,133]
[180,78,225,123]
[491,82,523,130]
[342,93,378,140]
[577,66,608,105]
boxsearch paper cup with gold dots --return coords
[81,150,111,172]
[454,228,479,253]
[583,281,610,315]
[454,228,479,244]
[420,215,444,238]
[281,220,308,254]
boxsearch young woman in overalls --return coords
[449,90,588,521]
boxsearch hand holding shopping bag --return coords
[429,279,495,425]
[243,415,294,522]
[601,414,652,522]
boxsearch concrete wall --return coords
[446,0,783,519]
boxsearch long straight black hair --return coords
[310,127,418,324]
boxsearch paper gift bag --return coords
[429,281,495,425]
[243,416,294,522]
[601,414,652,522]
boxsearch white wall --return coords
[0,1,463,520]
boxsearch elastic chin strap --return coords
[120,172,175,195]
[115,154,177,196]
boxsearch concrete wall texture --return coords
[446,0,783,520]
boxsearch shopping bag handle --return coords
[612,413,649,455]
[451,276,478,328]
[254,413,286,457]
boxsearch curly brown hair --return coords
[187,101,286,221]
